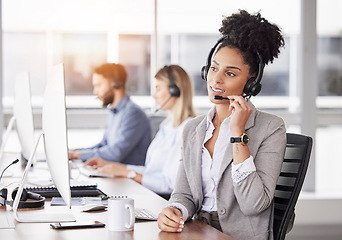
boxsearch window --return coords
[62,33,107,95]
[118,35,151,96]
[2,0,342,194]
[318,37,342,96]
[3,32,47,97]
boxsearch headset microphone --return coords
[154,95,172,113]
[214,95,229,100]
[0,158,45,209]
[0,159,19,183]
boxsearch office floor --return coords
[286,224,342,240]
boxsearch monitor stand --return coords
[12,133,75,223]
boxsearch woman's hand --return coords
[97,162,129,177]
[158,207,184,232]
[228,95,253,136]
[84,158,129,177]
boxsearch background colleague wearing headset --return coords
[158,10,287,240]
[68,63,151,166]
[84,65,196,197]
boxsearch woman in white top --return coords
[84,65,196,195]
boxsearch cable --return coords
[0,159,19,183]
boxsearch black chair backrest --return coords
[273,133,313,240]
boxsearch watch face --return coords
[242,134,249,145]
[128,171,136,179]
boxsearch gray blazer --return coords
[169,102,286,240]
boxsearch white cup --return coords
[107,196,135,231]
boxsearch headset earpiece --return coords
[243,76,262,97]
[169,85,180,97]
[12,187,28,201]
[243,52,264,97]
[201,65,208,81]
[111,82,122,89]
[164,66,180,97]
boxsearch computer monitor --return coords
[13,63,74,223]
[42,63,72,208]
[0,72,35,176]
[14,73,36,165]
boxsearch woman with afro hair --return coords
[158,10,286,240]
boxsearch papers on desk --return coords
[51,197,108,206]
[0,209,15,229]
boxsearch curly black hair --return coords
[218,10,285,75]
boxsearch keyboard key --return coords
[134,208,158,221]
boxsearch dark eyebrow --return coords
[212,60,241,71]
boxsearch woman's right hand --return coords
[158,207,184,232]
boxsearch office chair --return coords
[273,133,313,240]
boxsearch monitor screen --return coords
[0,72,35,175]
[42,63,72,208]
[14,72,36,164]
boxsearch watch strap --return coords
[230,137,242,143]
[230,133,249,146]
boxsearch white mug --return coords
[107,196,135,231]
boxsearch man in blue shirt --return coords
[68,63,151,166]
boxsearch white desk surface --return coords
[0,153,234,240]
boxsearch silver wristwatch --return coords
[127,170,137,179]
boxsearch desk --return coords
[0,159,234,240]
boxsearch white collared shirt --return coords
[201,106,256,212]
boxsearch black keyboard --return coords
[25,186,108,199]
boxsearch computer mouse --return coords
[81,204,107,212]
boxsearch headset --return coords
[108,63,125,89]
[0,187,45,209]
[0,159,45,209]
[201,35,265,98]
[111,81,122,89]
[164,65,181,97]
